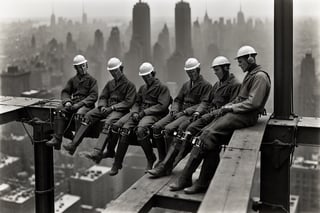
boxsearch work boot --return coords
[139,137,156,172]
[109,132,129,176]
[153,136,167,168]
[63,123,90,155]
[46,136,63,150]
[102,132,119,158]
[46,111,66,150]
[184,148,221,194]
[109,164,121,176]
[173,131,193,166]
[147,138,181,178]
[169,145,204,191]
[184,182,208,194]
[169,177,193,192]
[83,148,103,164]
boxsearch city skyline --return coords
[1,0,320,21]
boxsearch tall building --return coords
[153,42,166,81]
[167,0,193,87]
[174,0,193,56]
[131,0,151,61]
[66,32,77,53]
[50,10,56,27]
[157,24,170,57]
[69,165,114,208]
[0,187,34,213]
[298,52,317,117]
[291,157,320,212]
[82,2,88,25]
[0,66,30,96]
[237,4,245,25]
[0,154,22,178]
[31,35,36,49]
[124,1,151,85]
[106,27,122,59]
[93,29,104,54]
[192,19,202,59]
[153,24,171,82]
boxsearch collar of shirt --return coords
[190,75,204,89]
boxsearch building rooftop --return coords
[292,156,319,169]
[0,187,33,203]
[55,194,80,213]
[0,154,19,169]
[71,165,111,181]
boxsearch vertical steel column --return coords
[33,123,54,213]
[259,1,293,212]
[274,0,293,119]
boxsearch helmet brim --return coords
[107,63,122,71]
[184,63,200,71]
[139,70,153,76]
[234,53,257,60]
[73,60,87,66]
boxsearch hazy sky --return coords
[1,0,319,21]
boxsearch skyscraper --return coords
[237,4,245,25]
[298,52,317,116]
[124,0,151,85]
[175,0,193,56]
[0,66,30,96]
[93,29,104,54]
[157,24,170,57]
[66,32,77,53]
[50,12,56,27]
[192,19,202,59]
[82,2,88,25]
[167,0,193,87]
[106,27,121,59]
[131,0,151,61]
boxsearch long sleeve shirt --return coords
[61,73,98,108]
[97,75,136,112]
[131,78,171,116]
[171,75,212,115]
[196,73,240,114]
[230,65,271,114]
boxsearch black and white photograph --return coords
[0,0,319,212]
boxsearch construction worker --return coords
[148,56,240,178]
[63,57,136,158]
[46,55,98,150]
[169,45,271,194]
[108,62,171,176]
[149,58,212,176]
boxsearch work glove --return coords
[169,110,178,117]
[64,101,72,110]
[174,111,185,119]
[191,111,200,122]
[100,106,113,114]
[218,105,233,116]
[132,112,140,122]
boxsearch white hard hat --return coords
[235,45,257,59]
[184,58,200,71]
[107,57,122,70]
[73,55,87,65]
[139,62,154,76]
[211,56,230,67]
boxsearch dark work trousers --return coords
[200,112,259,150]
